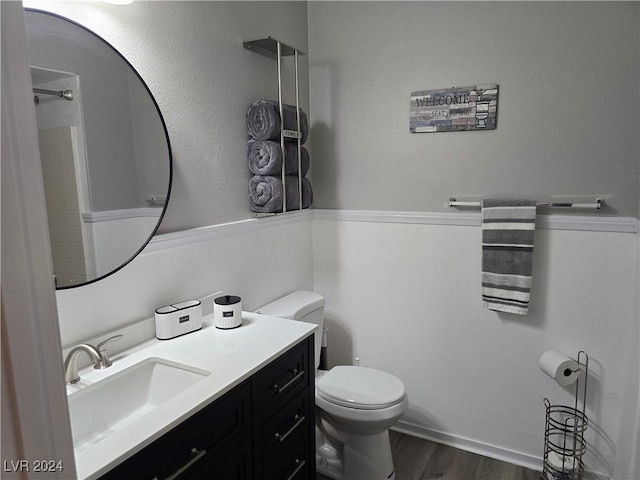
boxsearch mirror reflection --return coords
[24,9,172,289]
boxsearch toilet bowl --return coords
[256,291,408,480]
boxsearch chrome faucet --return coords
[63,335,123,384]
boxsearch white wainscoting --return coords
[56,208,639,478]
[312,209,639,480]
[56,210,314,349]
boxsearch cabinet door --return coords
[261,391,311,480]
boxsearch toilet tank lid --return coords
[256,290,325,320]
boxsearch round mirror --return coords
[24,9,172,289]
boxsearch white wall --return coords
[11,2,639,479]
[57,214,314,349]
[313,213,639,478]
[308,2,640,479]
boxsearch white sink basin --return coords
[68,357,210,452]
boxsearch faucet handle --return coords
[95,334,123,369]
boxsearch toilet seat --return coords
[316,366,405,410]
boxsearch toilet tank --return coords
[256,290,325,369]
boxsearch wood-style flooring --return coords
[316,430,542,480]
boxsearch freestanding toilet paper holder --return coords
[542,350,589,480]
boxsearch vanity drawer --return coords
[262,425,309,480]
[256,339,311,418]
[98,380,251,480]
[173,439,253,480]
[166,380,252,458]
[262,390,310,461]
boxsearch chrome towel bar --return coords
[448,198,603,210]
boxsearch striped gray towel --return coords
[481,199,537,315]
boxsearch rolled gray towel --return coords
[246,99,309,144]
[249,175,313,213]
[247,140,310,176]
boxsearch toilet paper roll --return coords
[539,350,581,386]
[547,451,578,473]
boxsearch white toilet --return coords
[257,291,408,480]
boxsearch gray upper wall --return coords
[25,1,311,232]
[308,1,640,218]
[23,1,640,228]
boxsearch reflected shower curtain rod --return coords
[448,197,603,210]
[32,88,74,101]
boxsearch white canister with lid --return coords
[214,295,242,329]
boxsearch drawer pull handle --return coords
[284,458,306,480]
[161,447,207,480]
[274,414,306,443]
[273,368,304,394]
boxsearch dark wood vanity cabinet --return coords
[98,336,314,480]
[253,338,313,480]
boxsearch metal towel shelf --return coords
[244,36,306,216]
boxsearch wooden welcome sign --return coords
[410,84,498,133]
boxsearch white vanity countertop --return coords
[69,312,315,480]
